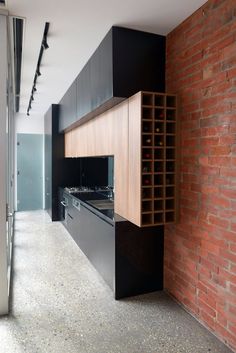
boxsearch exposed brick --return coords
[201,126,229,137]
[200,256,219,273]
[165,0,236,350]
[229,304,236,316]
[202,102,232,117]
[209,145,231,155]
[220,168,236,178]
[198,298,216,317]
[231,222,236,233]
[209,195,231,208]
[200,166,220,175]
[201,240,220,255]
[220,249,236,264]
[219,134,236,145]
[230,283,236,295]
[215,323,236,349]
[208,157,231,167]
[200,137,219,146]
[199,290,217,309]
[207,253,229,269]
[208,215,229,229]
[216,309,227,328]
[218,229,236,243]
[202,184,219,194]
[200,117,219,128]
[211,273,227,288]
[221,188,236,199]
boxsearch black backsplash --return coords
[64,157,109,187]
[81,157,108,187]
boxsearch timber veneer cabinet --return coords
[128,92,178,227]
[65,91,178,228]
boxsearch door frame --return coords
[0,12,9,315]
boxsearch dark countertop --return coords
[63,189,126,225]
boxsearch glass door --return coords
[0,12,9,314]
[6,48,15,293]
[0,11,15,315]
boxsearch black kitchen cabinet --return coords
[77,62,92,121]
[45,104,65,220]
[45,104,109,221]
[71,200,115,290]
[59,26,166,132]
[59,79,77,132]
[61,190,164,299]
[115,221,163,299]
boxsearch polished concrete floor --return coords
[0,210,233,353]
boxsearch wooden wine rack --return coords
[65,90,177,228]
[140,92,177,227]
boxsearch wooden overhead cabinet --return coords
[65,91,178,227]
[128,92,178,227]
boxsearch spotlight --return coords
[42,38,49,50]
[33,86,37,92]
[36,67,41,76]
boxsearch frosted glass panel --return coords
[17,133,43,211]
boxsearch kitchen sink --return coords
[87,199,114,210]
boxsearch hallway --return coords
[0,211,233,353]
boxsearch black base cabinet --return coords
[71,203,115,291]
[59,190,164,299]
[115,222,163,299]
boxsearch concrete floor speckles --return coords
[0,210,233,353]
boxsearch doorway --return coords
[17,133,43,211]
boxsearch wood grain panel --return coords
[127,93,142,226]
[65,100,129,219]
[112,101,129,216]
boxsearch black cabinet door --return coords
[76,62,91,121]
[59,80,77,132]
[90,30,113,110]
[58,189,64,222]
[68,200,81,245]
[77,203,115,291]
[45,104,64,221]
[59,26,165,132]
[66,195,76,235]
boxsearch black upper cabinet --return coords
[112,27,165,96]
[77,61,92,120]
[59,26,166,132]
[90,29,113,110]
[59,79,77,132]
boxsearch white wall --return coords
[15,112,44,134]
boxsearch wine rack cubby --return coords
[141,92,177,226]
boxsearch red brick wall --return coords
[165,0,236,350]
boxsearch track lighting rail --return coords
[27,22,49,116]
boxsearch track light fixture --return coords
[42,38,49,50]
[36,67,41,76]
[26,22,50,116]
